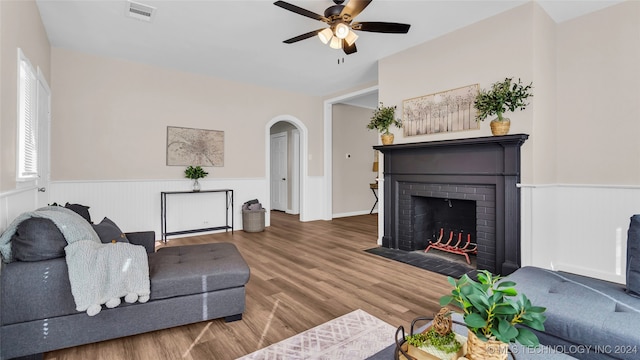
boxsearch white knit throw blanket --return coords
[0,206,150,316]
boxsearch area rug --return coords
[236,309,396,360]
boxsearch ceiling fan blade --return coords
[343,40,357,55]
[340,0,372,20]
[274,1,329,23]
[352,22,411,34]
[283,29,325,44]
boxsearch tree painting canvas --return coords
[166,126,224,166]
[403,84,479,136]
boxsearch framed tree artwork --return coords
[403,84,479,136]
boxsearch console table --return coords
[160,189,233,242]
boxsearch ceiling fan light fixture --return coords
[329,36,342,49]
[318,28,333,44]
[345,30,359,46]
[335,23,350,39]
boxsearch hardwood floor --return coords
[46,211,452,360]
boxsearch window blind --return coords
[17,49,38,180]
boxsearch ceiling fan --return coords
[274,0,411,55]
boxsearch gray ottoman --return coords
[148,242,250,320]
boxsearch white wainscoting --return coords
[1,176,329,239]
[49,178,269,239]
[0,187,39,233]
[303,176,326,222]
[521,184,640,284]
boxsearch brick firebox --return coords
[374,134,528,275]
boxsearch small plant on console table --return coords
[184,165,208,192]
[474,77,533,136]
[440,270,547,360]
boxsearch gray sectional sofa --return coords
[501,215,640,360]
[1,225,250,359]
[372,215,640,360]
[504,266,640,360]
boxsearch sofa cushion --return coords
[92,217,129,244]
[65,203,92,223]
[626,215,640,297]
[11,217,67,262]
[148,242,250,300]
[506,267,640,360]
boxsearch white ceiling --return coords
[35,0,623,97]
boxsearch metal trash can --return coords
[243,209,266,232]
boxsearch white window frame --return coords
[17,48,38,181]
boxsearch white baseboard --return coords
[332,210,375,218]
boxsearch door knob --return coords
[282,178,286,181]
[38,187,46,192]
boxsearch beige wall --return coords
[332,104,378,215]
[529,4,558,184]
[379,3,539,183]
[0,0,51,192]
[50,48,324,181]
[556,1,640,185]
[379,1,640,186]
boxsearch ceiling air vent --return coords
[127,1,156,22]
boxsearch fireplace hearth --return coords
[374,134,528,275]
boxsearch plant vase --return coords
[489,118,510,136]
[465,331,508,360]
[381,133,394,145]
[192,179,201,192]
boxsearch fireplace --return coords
[374,134,528,275]
[413,196,477,252]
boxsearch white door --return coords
[36,69,51,208]
[270,132,288,211]
[290,129,300,214]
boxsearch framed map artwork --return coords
[402,84,479,136]
[166,126,224,166]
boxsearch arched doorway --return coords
[265,116,309,224]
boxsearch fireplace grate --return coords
[424,228,478,264]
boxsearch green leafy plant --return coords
[474,78,533,122]
[406,328,462,354]
[439,270,546,346]
[366,102,402,135]
[184,165,208,180]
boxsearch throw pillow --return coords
[65,203,92,224]
[92,217,129,244]
[11,217,67,261]
[626,215,640,298]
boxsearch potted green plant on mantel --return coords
[184,165,208,192]
[440,270,547,360]
[367,102,402,145]
[474,77,533,136]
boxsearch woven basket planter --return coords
[381,133,395,145]
[466,331,508,360]
[489,118,510,136]
[243,209,265,232]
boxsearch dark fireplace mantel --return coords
[374,134,529,275]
